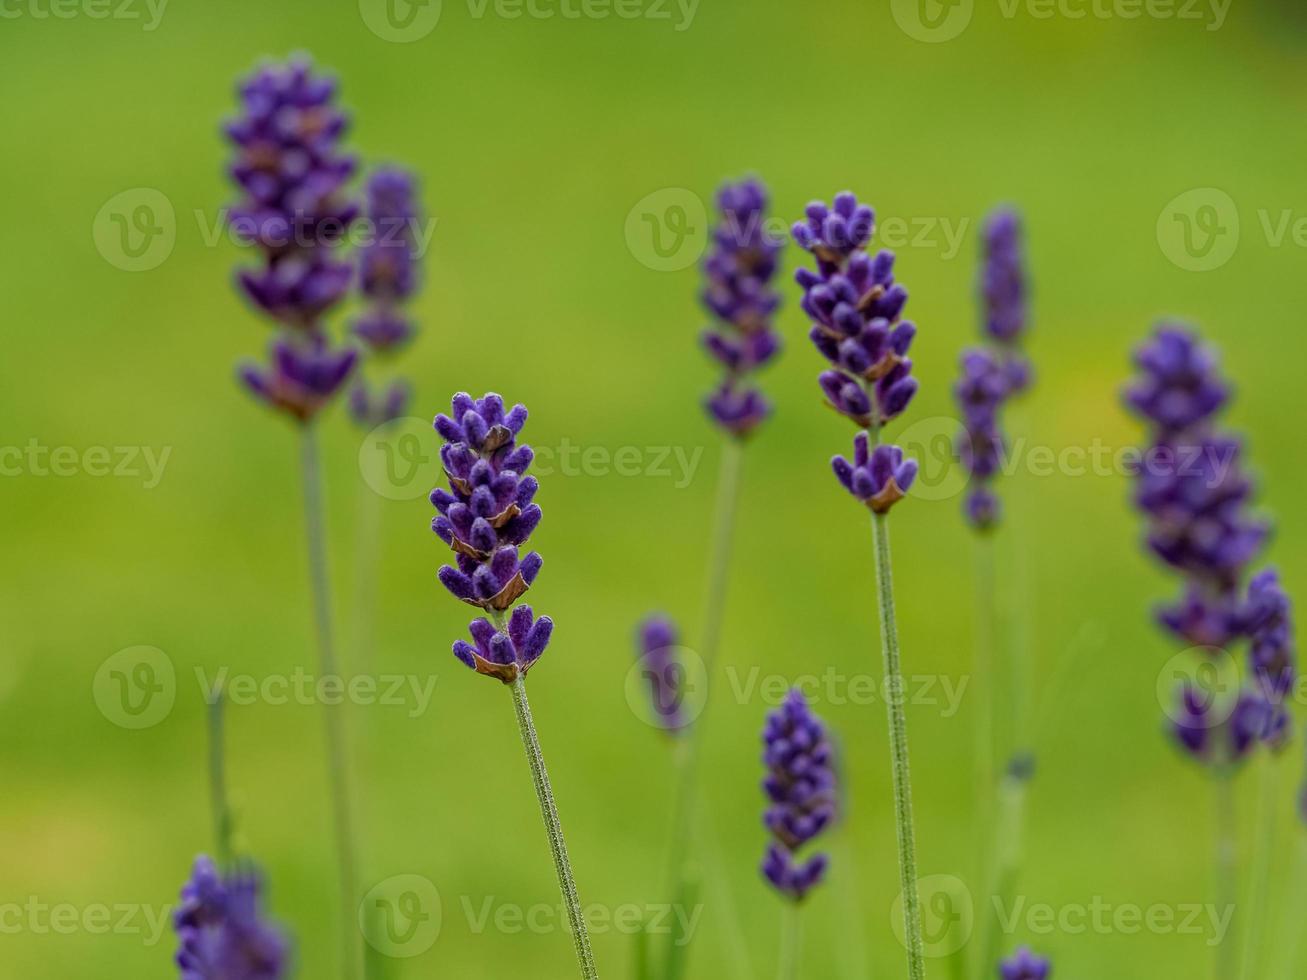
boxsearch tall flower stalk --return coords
[1125,323,1296,980]
[226,57,362,980]
[792,191,925,979]
[431,392,598,980]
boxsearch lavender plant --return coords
[1125,322,1297,980]
[761,690,835,980]
[226,56,362,980]
[636,614,688,733]
[431,392,597,979]
[174,857,289,980]
[792,191,925,980]
[999,947,1050,979]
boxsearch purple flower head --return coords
[431,393,543,612]
[353,167,420,354]
[999,947,1050,980]
[239,335,357,424]
[174,856,288,980]
[349,377,411,428]
[226,58,357,330]
[1157,586,1245,649]
[793,192,918,428]
[1125,324,1229,437]
[701,177,783,439]
[636,615,687,733]
[1173,683,1272,765]
[955,347,1015,530]
[832,434,918,514]
[761,689,835,902]
[1245,568,1295,744]
[452,606,553,684]
[981,209,1030,355]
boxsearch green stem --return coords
[973,535,996,891]
[207,687,234,869]
[1272,834,1307,980]
[1241,752,1280,980]
[351,475,383,676]
[871,511,926,980]
[509,674,600,980]
[777,903,802,980]
[300,425,363,980]
[1214,769,1238,980]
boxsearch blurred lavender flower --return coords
[348,376,411,428]
[1173,683,1270,765]
[955,348,1014,530]
[636,615,686,733]
[792,192,918,429]
[174,856,287,980]
[354,168,420,354]
[1124,325,1227,436]
[999,947,1050,980]
[980,209,1032,390]
[1245,568,1295,744]
[239,336,358,424]
[701,178,783,438]
[761,689,835,902]
[832,433,918,514]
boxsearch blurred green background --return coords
[2,0,1306,975]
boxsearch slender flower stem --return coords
[509,674,600,980]
[351,479,383,676]
[973,535,996,868]
[871,510,926,980]
[1214,768,1238,980]
[1272,834,1307,980]
[1241,753,1280,980]
[207,686,234,869]
[300,425,363,980]
[777,903,802,980]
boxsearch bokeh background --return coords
[3,0,1307,975]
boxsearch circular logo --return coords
[92,188,176,272]
[358,416,443,501]
[624,644,709,730]
[624,188,708,272]
[894,415,969,503]
[1157,646,1240,728]
[360,875,442,958]
[358,0,442,41]
[891,0,974,42]
[1156,188,1239,272]
[93,646,176,729]
[892,874,974,959]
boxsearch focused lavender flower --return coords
[636,615,686,732]
[174,856,287,980]
[354,168,420,354]
[701,178,782,438]
[955,348,1013,530]
[832,433,918,514]
[999,947,1050,980]
[793,192,918,428]
[980,210,1031,390]
[452,606,553,683]
[761,689,834,902]
[239,336,358,424]
[226,58,357,331]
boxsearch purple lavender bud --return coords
[981,209,1029,349]
[239,336,358,424]
[1125,324,1229,436]
[353,168,420,354]
[1156,586,1245,649]
[832,434,918,514]
[451,606,553,683]
[1245,568,1295,744]
[955,348,1014,530]
[701,177,783,439]
[174,856,288,980]
[761,690,835,902]
[349,376,411,428]
[636,615,687,733]
[999,947,1050,980]
[1173,683,1272,765]
[793,192,919,429]
[225,58,357,332]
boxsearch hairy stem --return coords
[300,426,362,980]
[777,902,802,980]
[509,674,600,979]
[871,511,926,980]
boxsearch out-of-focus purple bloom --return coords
[174,856,288,980]
[701,178,782,439]
[239,336,357,424]
[831,433,918,514]
[636,615,686,733]
[1124,324,1228,436]
[1173,683,1272,765]
[349,377,411,428]
[1157,586,1246,649]
[452,606,553,684]
[226,58,357,331]
[761,689,834,903]
[999,947,1050,980]
[980,210,1031,388]
[793,192,918,428]
[1245,568,1295,745]
[354,168,420,354]
[955,348,1014,530]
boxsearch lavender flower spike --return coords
[832,433,918,514]
[999,947,1050,980]
[453,606,554,684]
[354,168,421,354]
[701,177,783,438]
[980,209,1032,391]
[792,191,918,428]
[761,689,835,902]
[240,336,358,424]
[174,856,288,980]
[636,614,687,732]
[955,347,1014,530]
